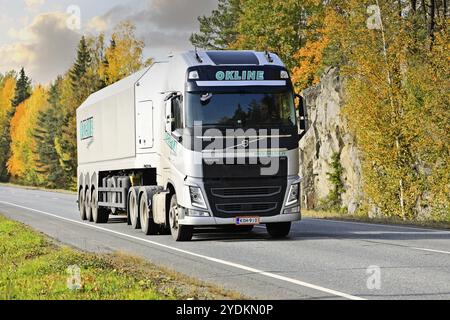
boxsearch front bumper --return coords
[178,211,301,226]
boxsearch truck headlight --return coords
[285,183,300,207]
[189,186,207,209]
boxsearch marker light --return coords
[280,70,289,79]
[189,71,200,80]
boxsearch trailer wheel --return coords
[92,189,109,224]
[128,188,140,229]
[79,189,87,221]
[169,194,193,241]
[266,222,291,239]
[85,188,93,222]
[139,191,159,235]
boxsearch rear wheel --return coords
[85,188,93,222]
[128,188,140,229]
[79,189,87,221]
[139,191,159,235]
[266,222,291,238]
[169,194,193,241]
[92,189,109,223]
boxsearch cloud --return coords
[87,0,218,58]
[0,12,80,84]
[0,0,219,83]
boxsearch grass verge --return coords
[0,215,244,300]
[0,182,76,195]
[303,210,450,230]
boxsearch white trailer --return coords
[77,50,308,241]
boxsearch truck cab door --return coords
[137,100,154,149]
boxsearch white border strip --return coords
[196,80,286,87]
[0,200,365,300]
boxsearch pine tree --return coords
[33,77,66,188]
[190,0,241,49]
[11,68,31,107]
[69,36,91,91]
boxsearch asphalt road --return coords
[1,184,449,300]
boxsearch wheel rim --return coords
[141,196,148,228]
[169,202,179,231]
[92,191,98,221]
[79,191,86,218]
[85,190,91,220]
[130,193,137,224]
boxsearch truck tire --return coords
[266,222,291,238]
[91,189,109,224]
[139,190,159,235]
[85,188,93,222]
[169,194,193,241]
[128,187,140,229]
[79,189,87,221]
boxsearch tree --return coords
[0,74,16,181]
[8,86,48,185]
[69,36,91,90]
[98,21,146,85]
[11,68,31,108]
[33,77,67,188]
[190,0,242,49]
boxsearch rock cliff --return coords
[299,67,363,214]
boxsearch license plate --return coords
[235,217,260,225]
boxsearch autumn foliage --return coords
[0,21,146,189]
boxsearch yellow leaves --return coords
[0,77,16,125]
[291,36,330,90]
[7,86,48,184]
[99,21,145,85]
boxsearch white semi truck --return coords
[77,50,308,241]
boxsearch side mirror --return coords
[165,99,172,133]
[295,94,309,141]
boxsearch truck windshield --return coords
[186,92,296,128]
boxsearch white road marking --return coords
[412,247,450,255]
[352,231,450,235]
[0,200,364,300]
[306,217,450,232]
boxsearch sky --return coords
[0,0,218,84]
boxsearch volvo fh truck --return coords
[77,50,308,241]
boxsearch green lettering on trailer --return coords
[164,132,177,153]
[80,117,94,140]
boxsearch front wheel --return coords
[266,222,291,238]
[169,194,193,241]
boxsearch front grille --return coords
[211,186,281,198]
[216,202,277,214]
[203,159,288,218]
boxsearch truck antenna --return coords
[265,50,273,63]
[194,47,203,63]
